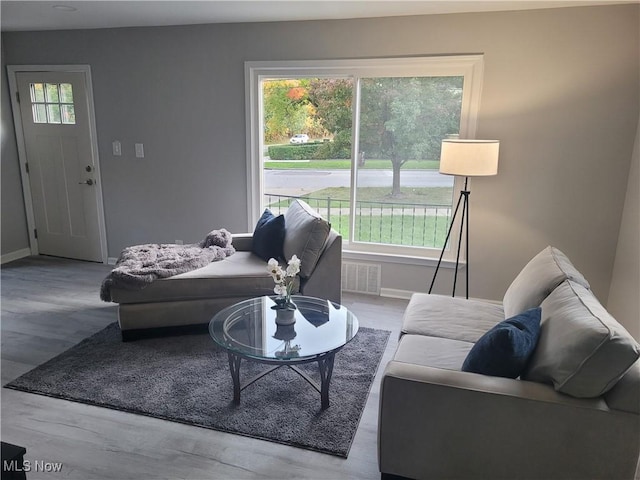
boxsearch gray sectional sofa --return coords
[109,200,341,340]
[379,246,640,480]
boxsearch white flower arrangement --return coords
[267,255,301,307]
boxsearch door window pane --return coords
[61,105,75,124]
[45,83,59,103]
[32,104,47,123]
[59,83,73,103]
[46,104,62,124]
[30,83,45,102]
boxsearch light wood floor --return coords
[1,255,409,480]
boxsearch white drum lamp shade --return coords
[439,139,500,177]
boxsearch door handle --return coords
[79,179,95,186]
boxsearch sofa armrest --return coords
[299,230,342,304]
[379,361,640,480]
[231,233,253,252]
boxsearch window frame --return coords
[245,55,484,262]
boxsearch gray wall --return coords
[608,120,640,339]
[2,4,638,308]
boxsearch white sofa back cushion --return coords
[502,246,590,318]
[523,280,640,398]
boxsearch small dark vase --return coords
[271,296,296,310]
[274,307,296,325]
[272,297,297,325]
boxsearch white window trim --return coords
[245,55,484,263]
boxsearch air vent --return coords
[341,262,381,295]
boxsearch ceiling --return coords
[1,0,636,32]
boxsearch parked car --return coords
[289,134,309,144]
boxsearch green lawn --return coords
[318,213,451,247]
[266,187,453,207]
[265,187,454,247]
[264,159,440,170]
[309,186,452,204]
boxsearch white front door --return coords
[14,70,104,262]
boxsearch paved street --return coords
[264,168,453,196]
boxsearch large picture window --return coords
[246,56,484,261]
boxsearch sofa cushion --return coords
[252,209,285,262]
[110,252,299,304]
[283,199,331,279]
[462,307,541,378]
[394,334,474,371]
[523,280,640,398]
[401,293,504,343]
[502,246,590,318]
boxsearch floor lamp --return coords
[428,139,499,299]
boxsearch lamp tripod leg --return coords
[465,189,470,299]
[429,188,465,295]
[452,196,464,297]
[453,190,470,298]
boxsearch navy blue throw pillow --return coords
[461,307,542,379]
[252,209,285,262]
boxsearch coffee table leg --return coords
[227,352,242,404]
[318,354,335,410]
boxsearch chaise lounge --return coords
[106,199,341,341]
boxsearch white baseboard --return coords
[379,288,414,300]
[1,248,32,265]
[107,257,118,265]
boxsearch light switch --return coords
[112,140,122,156]
[135,143,145,158]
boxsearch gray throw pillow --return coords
[283,200,331,279]
[523,280,640,398]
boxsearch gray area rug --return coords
[5,323,390,458]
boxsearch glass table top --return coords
[209,296,359,361]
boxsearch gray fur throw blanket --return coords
[100,229,235,302]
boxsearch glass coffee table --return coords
[209,295,358,410]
